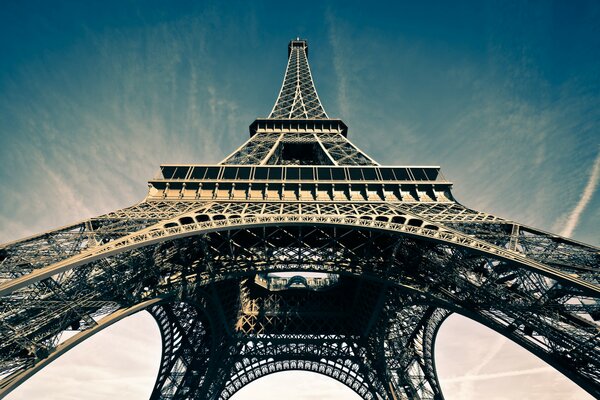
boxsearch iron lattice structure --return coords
[0,39,599,399]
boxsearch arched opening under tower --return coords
[230,370,362,399]
[5,310,595,400]
[435,314,594,399]
[2,227,589,399]
[3,311,162,400]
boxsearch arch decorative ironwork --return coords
[0,39,598,400]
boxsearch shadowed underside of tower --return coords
[0,39,599,400]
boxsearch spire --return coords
[268,39,328,119]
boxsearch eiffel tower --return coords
[0,39,599,400]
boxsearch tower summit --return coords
[0,40,599,400]
[269,39,327,119]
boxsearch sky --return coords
[0,0,598,399]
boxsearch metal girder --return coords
[1,221,598,398]
[0,298,163,398]
[269,39,327,120]
[220,131,376,166]
[1,38,599,400]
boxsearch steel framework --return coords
[0,39,598,399]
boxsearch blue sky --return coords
[1,1,598,399]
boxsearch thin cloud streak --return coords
[561,149,600,237]
[325,11,350,118]
[456,336,506,399]
[444,366,554,383]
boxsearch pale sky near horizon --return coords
[1,1,598,399]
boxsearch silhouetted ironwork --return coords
[0,39,598,399]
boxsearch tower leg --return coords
[149,302,220,399]
[371,305,448,400]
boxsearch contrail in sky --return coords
[444,366,554,383]
[561,149,600,237]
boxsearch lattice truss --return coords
[0,38,599,400]
[221,132,376,166]
[269,40,327,119]
[0,198,598,399]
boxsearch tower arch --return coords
[0,39,598,400]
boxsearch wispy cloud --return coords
[455,335,506,399]
[6,312,161,400]
[325,11,350,118]
[561,149,600,237]
[444,366,554,384]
